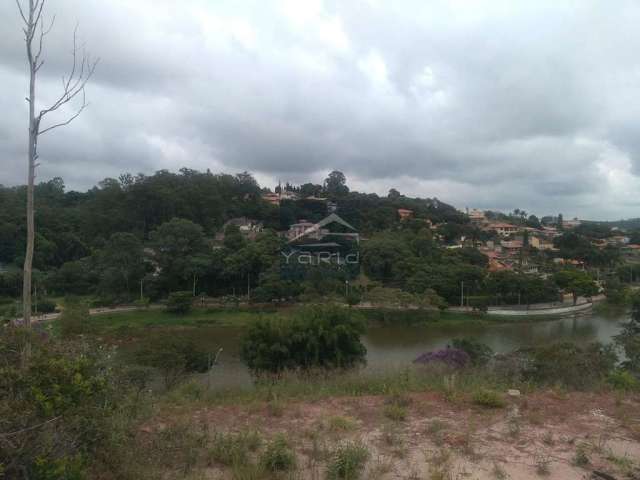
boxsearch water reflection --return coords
[155,309,630,390]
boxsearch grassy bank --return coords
[73,305,539,338]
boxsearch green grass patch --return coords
[75,307,286,336]
[471,388,506,408]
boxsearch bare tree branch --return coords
[15,0,27,25]
[39,90,90,135]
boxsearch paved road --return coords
[13,305,150,325]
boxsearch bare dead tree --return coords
[16,0,98,339]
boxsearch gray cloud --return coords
[2,0,640,220]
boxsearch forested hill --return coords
[0,168,462,271]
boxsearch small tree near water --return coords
[166,291,193,314]
[241,306,366,374]
[135,336,209,389]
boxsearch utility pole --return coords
[460,281,464,308]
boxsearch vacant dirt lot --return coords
[143,389,640,479]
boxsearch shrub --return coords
[572,443,590,467]
[326,441,370,480]
[260,435,296,472]
[134,296,151,309]
[615,297,640,373]
[413,348,470,369]
[210,430,262,466]
[383,404,407,422]
[472,388,506,408]
[328,416,357,432]
[241,306,366,373]
[526,342,617,389]
[0,327,128,479]
[58,298,90,337]
[607,369,639,391]
[452,338,493,366]
[135,335,209,388]
[166,291,193,314]
[35,297,57,314]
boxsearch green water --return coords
[193,308,629,389]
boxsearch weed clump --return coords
[383,403,408,422]
[209,430,262,466]
[472,388,506,408]
[260,435,296,472]
[328,415,357,432]
[326,441,370,480]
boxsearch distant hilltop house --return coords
[500,240,523,253]
[528,236,556,251]
[397,208,414,220]
[562,217,582,229]
[216,217,263,241]
[466,208,488,226]
[286,219,329,242]
[261,190,300,206]
[485,222,519,237]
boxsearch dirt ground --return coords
[153,390,640,479]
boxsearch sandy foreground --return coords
[146,390,640,479]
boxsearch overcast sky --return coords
[2,0,640,220]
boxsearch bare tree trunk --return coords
[16,0,97,355]
[22,1,37,329]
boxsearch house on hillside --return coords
[286,220,329,241]
[262,192,280,206]
[529,236,555,251]
[216,217,263,241]
[486,222,519,237]
[500,240,523,255]
[562,217,582,229]
[397,208,414,220]
[466,208,488,226]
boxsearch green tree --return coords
[166,291,193,314]
[150,218,208,292]
[604,277,628,304]
[135,335,209,388]
[241,306,366,373]
[554,269,598,305]
[324,170,349,197]
[98,232,145,300]
[615,293,640,373]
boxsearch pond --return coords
[198,308,630,390]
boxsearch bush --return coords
[413,348,470,369]
[210,430,262,466]
[135,335,209,388]
[260,435,296,472]
[166,291,193,314]
[607,369,639,391]
[467,295,489,313]
[452,338,493,366]
[58,298,90,337]
[472,388,506,408]
[134,296,151,309]
[35,297,57,314]
[383,404,407,422]
[526,342,617,389]
[615,297,640,373]
[326,441,370,480]
[0,327,129,479]
[241,306,366,374]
